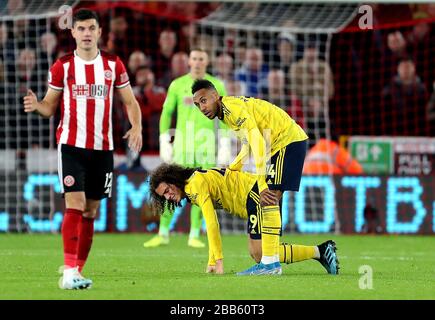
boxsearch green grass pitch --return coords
[0,233,434,300]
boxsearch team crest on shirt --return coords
[104,70,112,80]
[64,175,75,187]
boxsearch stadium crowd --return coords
[0,1,434,152]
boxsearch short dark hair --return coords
[73,9,100,26]
[191,79,216,95]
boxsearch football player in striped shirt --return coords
[23,9,142,289]
[149,163,339,275]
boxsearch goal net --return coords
[0,1,364,232]
[196,2,358,234]
[1,1,434,234]
[0,0,78,232]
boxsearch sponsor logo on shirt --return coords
[72,84,109,99]
[235,117,247,128]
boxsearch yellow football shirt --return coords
[220,96,308,189]
[184,168,266,266]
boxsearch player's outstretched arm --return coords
[206,259,224,274]
[23,88,61,118]
[118,85,143,153]
[200,198,224,272]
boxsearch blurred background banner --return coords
[1,171,434,234]
[1,1,434,234]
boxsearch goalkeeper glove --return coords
[159,133,173,163]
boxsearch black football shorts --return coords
[58,144,114,200]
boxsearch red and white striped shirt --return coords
[48,50,130,150]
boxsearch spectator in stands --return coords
[128,50,149,74]
[213,52,235,91]
[107,16,129,61]
[39,32,57,82]
[225,79,244,96]
[290,42,334,147]
[17,48,49,148]
[273,32,296,76]
[178,22,196,53]
[233,41,247,69]
[387,31,408,59]
[170,52,189,80]
[381,58,428,136]
[128,50,150,85]
[132,65,148,96]
[152,29,177,89]
[385,23,435,90]
[133,66,166,151]
[4,19,32,72]
[263,69,305,129]
[235,47,268,96]
[263,69,287,107]
[405,22,435,89]
[40,32,57,61]
[17,48,38,94]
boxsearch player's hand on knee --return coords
[260,188,278,206]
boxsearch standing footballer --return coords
[23,9,142,289]
[143,48,229,249]
[192,79,338,275]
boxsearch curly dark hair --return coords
[150,163,198,215]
